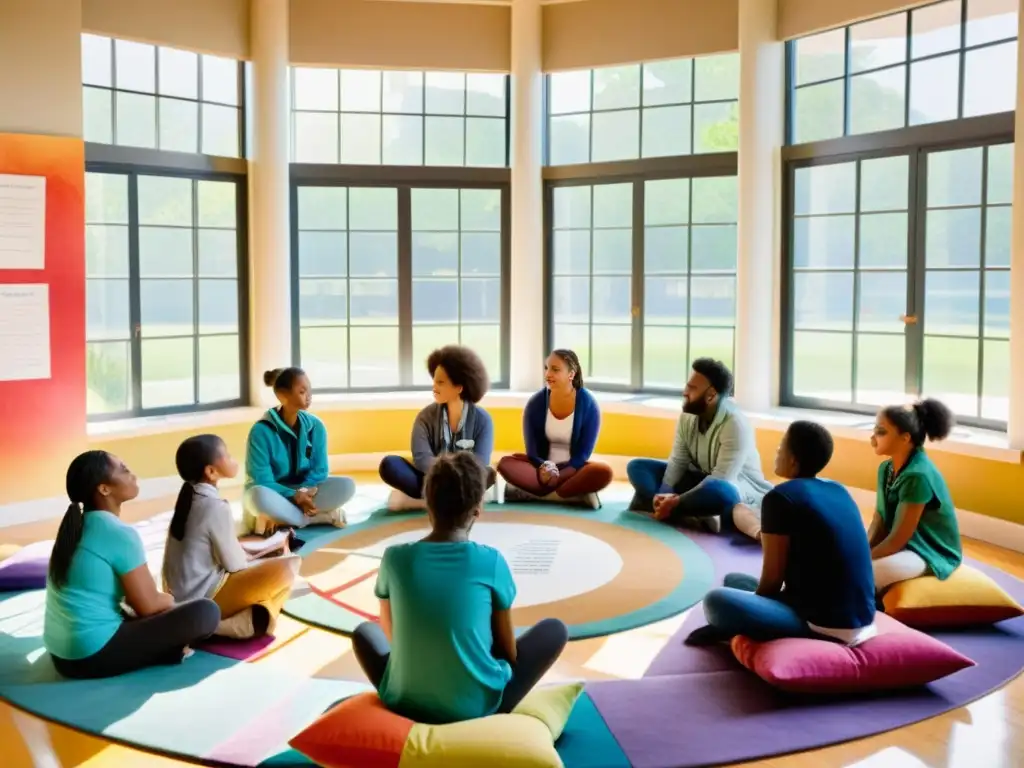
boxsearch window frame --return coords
[289,163,512,393]
[85,146,251,421]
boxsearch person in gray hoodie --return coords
[379,345,496,512]
[626,357,773,534]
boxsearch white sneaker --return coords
[308,507,347,527]
[702,515,722,534]
[387,489,426,512]
[182,646,195,661]
[216,608,256,639]
[581,492,601,510]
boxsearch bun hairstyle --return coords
[882,398,955,448]
[49,451,115,589]
[424,452,487,530]
[170,434,225,541]
[264,367,305,392]
[551,349,584,390]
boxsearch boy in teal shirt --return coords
[352,452,568,724]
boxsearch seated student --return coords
[687,421,877,646]
[869,398,962,591]
[626,358,773,533]
[352,452,569,724]
[243,367,356,532]
[163,435,298,640]
[44,451,220,680]
[379,345,496,512]
[497,349,612,509]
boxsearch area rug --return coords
[282,503,716,640]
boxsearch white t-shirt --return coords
[545,409,574,465]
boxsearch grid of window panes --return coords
[921,144,1012,422]
[411,188,504,382]
[291,69,508,167]
[643,176,738,388]
[789,156,912,406]
[85,172,244,416]
[81,34,243,156]
[547,54,740,166]
[789,0,1019,144]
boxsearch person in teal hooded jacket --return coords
[242,367,356,531]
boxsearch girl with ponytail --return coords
[868,398,963,591]
[44,451,220,679]
[163,435,298,640]
[497,349,613,509]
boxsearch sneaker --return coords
[182,646,196,661]
[679,515,722,534]
[581,492,601,510]
[627,494,653,513]
[387,489,426,512]
[307,507,347,527]
[216,608,256,639]
[684,625,731,647]
[503,485,537,504]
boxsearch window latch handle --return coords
[900,314,918,325]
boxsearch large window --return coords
[85,171,247,417]
[81,34,244,156]
[783,1,1015,428]
[292,182,509,390]
[547,53,740,166]
[291,68,508,167]
[790,0,1018,143]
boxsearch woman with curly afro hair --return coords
[379,345,496,511]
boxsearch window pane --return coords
[592,110,639,162]
[425,116,464,165]
[793,81,845,143]
[87,279,130,340]
[911,0,962,59]
[850,66,906,134]
[644,277,687,323]
[350,279,398,324]
[553,276,590,323]
[462,232,501,276]
[858,271,907,331]
[643,59,691,106]
[341,113,382,164]
[794,28,846,85]
[793,215,855,269]
[86,172,129,224]
[795,272,854,330]
[691,225,737,271]
[115,92,157,148]
[461,277,500,322]
[461,188,501,231]
[294,67,339,111]
[425,72,465,114]
[202,55,239,105]
[294,112,338,163]
[694,102,738,153]
[159,47,198,99]
[412,188,458,231]
[142,337,194,408]
[199,280,238,333]
[350,233,398,276]
[159,98,199,153]
[963,42,1018,117]
[115,39,155,92]
[856,334,906,405]
[923,335,979,417]
[298,187,347,230]
[139,176,193,226]
[553,185,591,229]
[341,69,382,111]
[645,178,689,226]
[413,279,459,322]
[642,105,691,158]
[860,155,909,212]
[553,230,590,275]
[203,104,240,157]
[300,279,347,324]
[983,269,1009,337]
[140,227,193,277]
[197,181,236,228]
[909,55,959,125]
[985,207,1011,266]
[592,229,631,273]
[859,213,908,268]
[82,34,112,87]
[694,53,739,101]
[691,177,737,223]
[301,326,349,389]
[86,225,129,278]
[383,71,423,113]
[549,114,590,165]
[87,340,130,414]
[925,269,980,334]
[793,331,852,400]
[549,70,591,114]
[593,183,632,227]
[198,334,240,402]
[382,114,424,165]
[466,118,506,167]
[413,232,457,276]
[590,324,631,384]
[83,87,113,144]
[794,163,856,215]
[928,147,983,206]
[645,226,688,274]
[966,0,1018,46]
[350,327,400,387]
[690,276,735,326]
[689,327,735,371]
[460,325,502,381]
[141,279,194,336]
[554,324,591,374]
[593,65,640,110]
[592,276,631,323]
[300,232,346,277]
[987,144,1015,204]
[850,13,908,73]
[982,338,1009,421]
[925,208,982,268]
[198,230,237,277]
[349,187,397,230]
[466,73,506,116]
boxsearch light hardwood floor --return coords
[2,483,1022,768]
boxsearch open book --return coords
[239,530,290,560]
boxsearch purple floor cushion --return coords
[0,542,52,591]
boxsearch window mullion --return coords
[631,180,644,390]
[906,149,927,398]
[397,185,413,386]
[127,173,143,414]
[192,178,201,406]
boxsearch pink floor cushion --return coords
[0,542,52,591]
[730,613,975,694]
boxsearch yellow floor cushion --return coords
[883,564,1024,628]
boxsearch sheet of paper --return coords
[0,284,50,381]
[0,174,46,270]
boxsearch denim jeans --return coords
[702,575,810,642]
[625,459,740,518]
[243,476,356,528]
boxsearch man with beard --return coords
[626,358,772,535]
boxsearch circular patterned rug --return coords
[283,503,716,639]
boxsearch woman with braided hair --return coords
[868,398,963,591]
[497,349,613,509]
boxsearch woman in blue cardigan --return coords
[497,350,613,509]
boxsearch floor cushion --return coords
[882,564,1024,628]
[289,682,584,768]
[0,542,51,591]
[731,613,974,694]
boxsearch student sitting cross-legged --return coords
[497,349,613,509]
[163,435,298,640]
[352,452,569,724]
[45,451,220,679]
[379,345,497,512]
[687,421,877,647]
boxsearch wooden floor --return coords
[3,483,1023,768]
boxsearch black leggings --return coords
[352,617,569,716]
[51,599,220,680]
